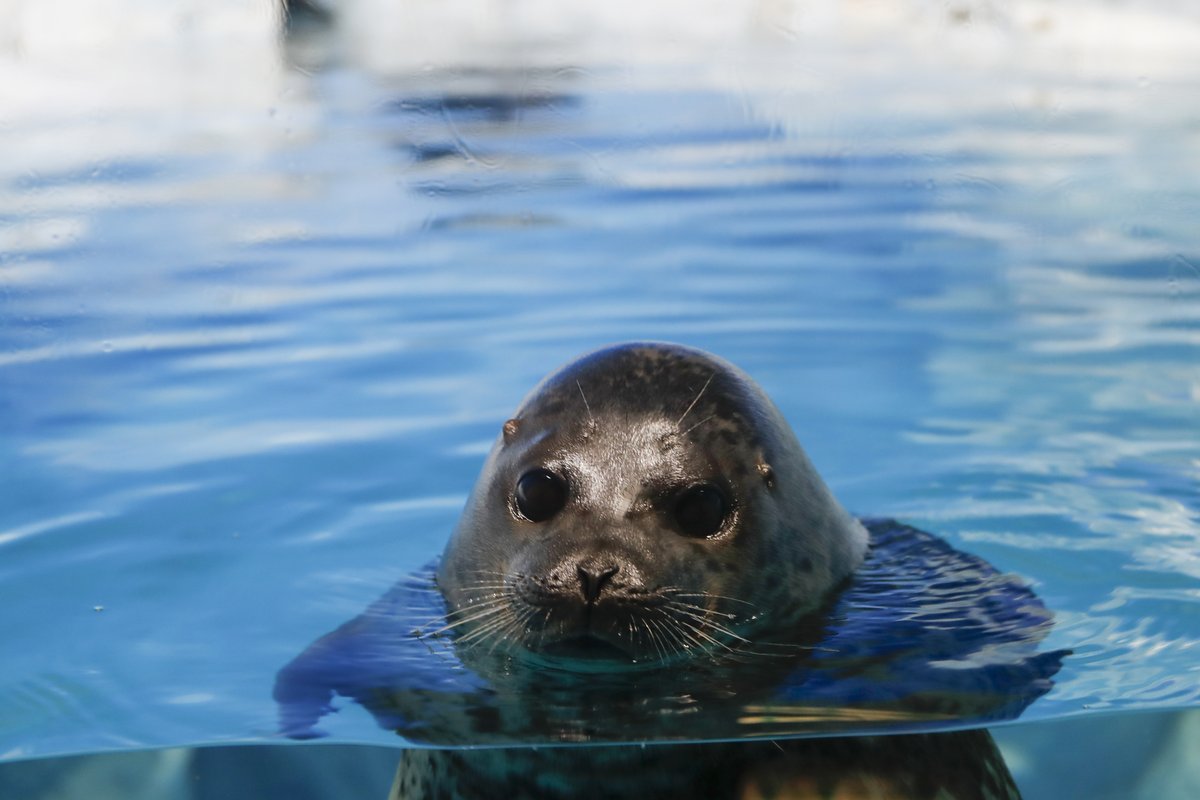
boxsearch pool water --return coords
[1,0,1198,796]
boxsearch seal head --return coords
[437,342,867,664]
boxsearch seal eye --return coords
[514,469,568,522]
[673,484,728,538]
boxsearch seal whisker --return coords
[482,608,529,655]
[445,595,512,616]
[439,600,509,621]
[455,608,522,649]
[451,591,510,603]
[652,607,708,657]
[632,617,651,655]
[660,603,778,661]
[421,604,510,637]
[664,590,761,611]
[670,610,810,660]
[663,600,740,626]
[664,603,752,644]
[449,621,501,649]
[451,593,510,603]
[643,614,682,661]
[675,372,714,427]
[461,569,516,579]
[670,616,739,653]
[676,618,748,662]
[506,603,543,650]
[663,599,740,622]
[628,615,651,659]
[536,607,552,651]
[576,380,596,431]
[728,643,812,660]
[680,414,715,439]
[412,597,509,631]
[656,624,695,660]
[455,583,512,593]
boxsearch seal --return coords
[436,342,869,665]
[380,342,1023,799]
[274,342,1061,799]
[276,340,1065,748]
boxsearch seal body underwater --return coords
[436,342,869,664]
[390,730,1021,800]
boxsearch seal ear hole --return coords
[514,468,568,523]
[757,463,775,489]
[673,484,728,538]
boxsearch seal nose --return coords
[577,563,619,604]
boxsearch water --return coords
[1,0,1198,795]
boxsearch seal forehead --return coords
[520,343,764,436]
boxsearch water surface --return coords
[0,0,1197,774]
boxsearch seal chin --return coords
[516,601,649,661]
[528,630,679,673]
[541,635,632,662]
[513,598,751,668]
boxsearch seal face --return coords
[437,342,868,665]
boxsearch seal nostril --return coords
[577,564,620,604]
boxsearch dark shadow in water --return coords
[386,93,580,123]
[282,0,334,31]
[275,519,1067,746]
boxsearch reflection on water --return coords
[0,0,1198,796]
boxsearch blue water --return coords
[1,0,1199,795]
